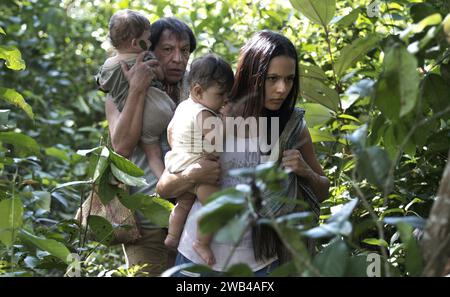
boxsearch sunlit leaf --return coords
[0,87,34,119]
[335,33,381,78]
[290,0,336,27]
[0,45,26,70]
[0,198,23,247]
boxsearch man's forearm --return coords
[109,88,146,157]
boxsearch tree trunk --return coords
[421,150,450,277]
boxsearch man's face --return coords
[153,29,191,84]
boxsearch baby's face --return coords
[200,84,228,113]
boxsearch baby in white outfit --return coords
[164,54,234,266]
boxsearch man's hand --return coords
[120,51,160,91]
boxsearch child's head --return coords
[188,54,234,112]
[109,9,151,53]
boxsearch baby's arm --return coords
[141,143,165,179]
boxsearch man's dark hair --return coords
[188,54,234,93]
[149,17,196,52]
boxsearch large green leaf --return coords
[313,238,349,277]
[109,149,144,177]
[0,198,23,247]
[299,64,327,81]
[121,193,174,227]
[0,27,5,35]
[96,169,119,205]
[87,215,114,245]
[197,194,246,234]
[290,0,336,27]
[356,146,392,191]
[375,43,419,120]
[335,34,381,78]
[0,88,34,119]
[138,195,174,228]
[0,45,26,70]
[345,254,369,277]
[299,103,333,127]
[300,77,339,111]
[19,230,71,264]
[421,73,450,113]
[0,131,40,157]
[110,163,148,187]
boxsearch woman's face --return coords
[264,55,296,111]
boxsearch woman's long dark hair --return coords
[230,31,300,262]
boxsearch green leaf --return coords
[97,170,119,205]
[33,191,51,212]
[421,73,450,112]
[396,222,423,276]
[0,27,5,35]
[269,261,297,276]
[384,216,426,229]
[313,238,349,277]
[138,195,174,228]
[45,147,70,162]
[335,34,381,78]
[331,8,360,27]
[76,146,102,156]
[109,149,144,177]
[0,198,23,247]
[197,194,246,234]
[375,43,419,120]
[225,263,254,277]
[0,132,40,156]
[303,199,357,238]
[356,146,392,191]
[214,210,251,244]
[0,45,26,70]
[0,88,34,119]
[290,0,336,27]
[410,3,438,23]
[0,109,10,125]
[93,147,110,182]
[299,64,327,81]
[19,229,71,264]
[87,215,114,245]
[345,254,368,277]
[298,103,333,127]
[300,76,340,111]
[140,195,174,226]
[309,128,336,143]
[362,238,388,247]
[110,163,148,187]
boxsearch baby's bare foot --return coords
[193,240,215,266]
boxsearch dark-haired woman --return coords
[157,30,329,276]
